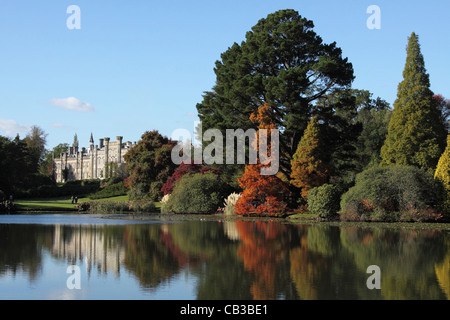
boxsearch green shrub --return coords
[149,181,163,201]
[18,179,102,199]
[162,172,229,214]
[76,202,91,212]
[340,165,444,222]
[87,201,131,214]
[307,184,341,219]
[130,201,157,213]
[89,201,116,214]
[77,200,155,214]
[129,182,155,201]
[89,181,127,200]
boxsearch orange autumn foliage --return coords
[234,104,289,217]
[235,221,289,299]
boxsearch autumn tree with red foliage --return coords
[234,104,289,217]
[235,221,290,299]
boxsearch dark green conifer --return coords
[381,33,446,172]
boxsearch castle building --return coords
[53,134,134,182]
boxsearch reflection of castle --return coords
[53,134,135,182]
[51,225,125,277]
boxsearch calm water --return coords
[0,214,448,300]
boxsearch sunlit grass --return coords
[287,213,318,220]
[15,195,130,211]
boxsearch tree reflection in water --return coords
[0,220,448,300]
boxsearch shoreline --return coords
[5,210,450,230]
[96,212,450,230]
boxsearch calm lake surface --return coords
[0,214,448,300]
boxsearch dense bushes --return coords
[128,201,157,213]
[85,201,130,214]
[89,181,128,200]
[161,172,230,214]
[340,166,444,222]
[161,161,218,195]
[16,179,101,199]
[307,184,341,219]
[77,200,156,214]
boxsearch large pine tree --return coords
[196,9,354,177]
[381,32,446,172]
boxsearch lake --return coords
[0,214,448,300]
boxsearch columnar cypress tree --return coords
[380,32,447,172]
[290,116,329,199]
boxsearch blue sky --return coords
[0,0,449,149]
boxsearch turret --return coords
[89,133,94,152]
[117,136,123,163]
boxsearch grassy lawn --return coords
[287,213,318,220]
[15,195,131,211]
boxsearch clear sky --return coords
[0,0,449,150]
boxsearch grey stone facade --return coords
[54,134,134,182]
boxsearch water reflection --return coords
[0,218,448,300]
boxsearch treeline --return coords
[0,128,118,202]
[124,10,450,222]
[0,126,54,199]
[3,10,449,222]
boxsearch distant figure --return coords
[75,196,78,204]
[71,196,74,204]
[9,194,13,202]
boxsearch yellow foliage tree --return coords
[290,116,329,199]
[435,135,450,215]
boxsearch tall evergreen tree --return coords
[353,90,392,171]
[0,135,38,194]
[24,125,48,172]
[290,116,329,199]
[196,9,354,177]
[381,32,447,172]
